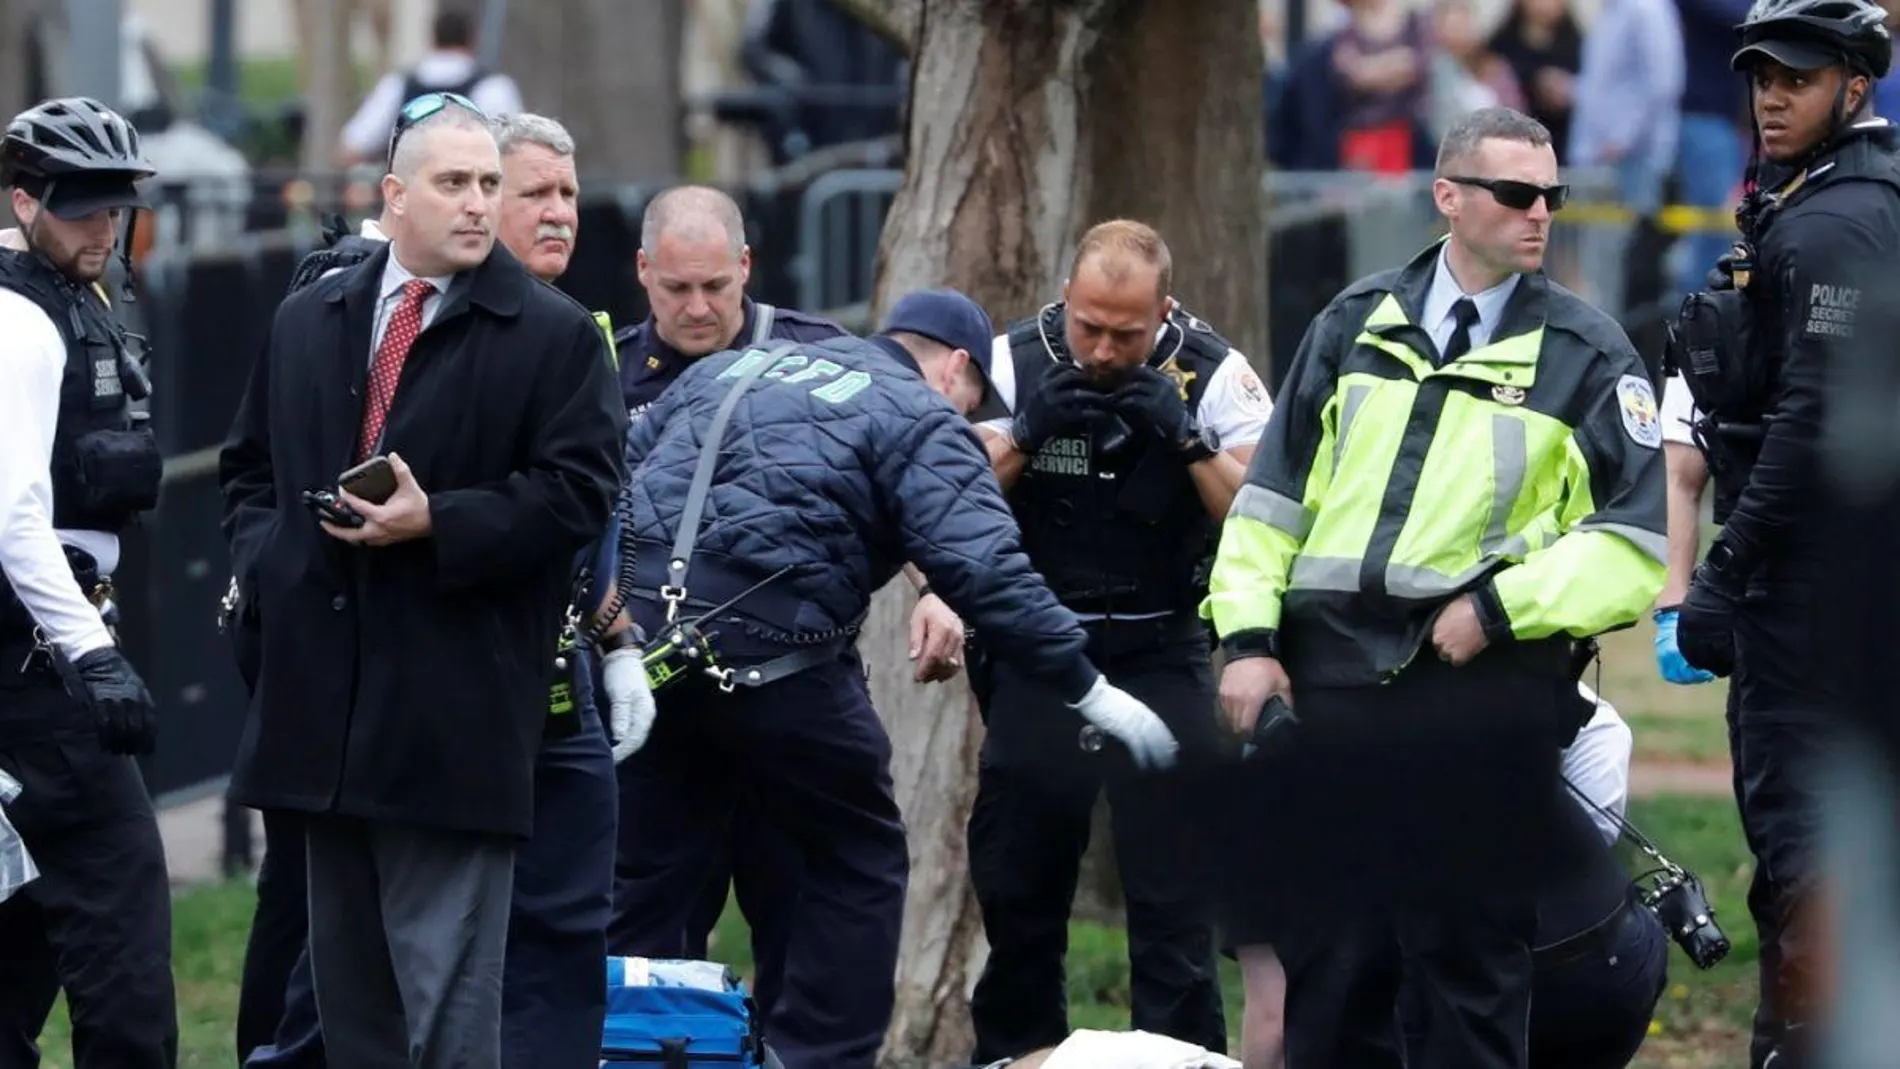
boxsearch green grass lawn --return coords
[1596,617,1735,769]
[30,795,1758,1069]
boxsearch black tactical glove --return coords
[1013,363,1111,455]
[1112,366,1216,462]
[60,646,158,755]
[1676,560,1742,678]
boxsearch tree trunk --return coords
[296,0,353,174]
[500,0,685,183]
[844,1,1265,1064]
[0,1,34,227]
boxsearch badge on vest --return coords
[91,354,123,400]
[1031,436,1091,476]
[1160,358,1197,401]
[1491,384,1525,406]
[1615,374,1663,449]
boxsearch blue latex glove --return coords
[1654,606,1717,684]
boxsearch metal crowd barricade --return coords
[790,167,903,317]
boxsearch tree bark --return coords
[296,0,353,174]
[852,1,1265,1064]
[0,1,34,226]
[500,0,685,183]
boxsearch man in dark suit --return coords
[217,96,625,1069]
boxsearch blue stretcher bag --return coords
[600,957,771,1066]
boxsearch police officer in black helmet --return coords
[0,98,175,1066]
[1671,2,1900,1064]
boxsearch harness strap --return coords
[750,301,777,346]
[662,343,798,617]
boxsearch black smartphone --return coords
[300,488,365,528]
[337,455,397,504]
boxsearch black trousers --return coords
[236,810,310,1065]
[966,616,1227,1063]
[1730,582,1831,1069]
[1399,890,1668,1069]
[0,663,177,1069]
[1228,650,1567,1069]
[611,653,906,1069]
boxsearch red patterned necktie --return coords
[358,278,435,462]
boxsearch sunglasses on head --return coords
[1446,175,1570,212]
[385,92,487,169]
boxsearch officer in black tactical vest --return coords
[0,97,175,1067]
[963,220,1273,1064]
[1669,2,1900,1064]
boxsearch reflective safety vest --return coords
[594,310,619,371]
[1201,247,1668,687]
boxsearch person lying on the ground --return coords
[979,1028,1241,1069]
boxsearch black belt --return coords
[1533,893,1638,971]
[643,342,850,693]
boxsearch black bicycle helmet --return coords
[1733,0,1893,77]
[0,96,156,186]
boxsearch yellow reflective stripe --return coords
[1333,383,1372,469]
[1230,484,1313,540]
[1492,529,1666,639]
[593,311,619,371]
[1286,548,1545,600]
[1572,521,1669,564]
[1482,413,1526,555]
[1200,513,1299,633]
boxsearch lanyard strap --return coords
[661,343,796,621]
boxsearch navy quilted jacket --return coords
[623,335,1099,700]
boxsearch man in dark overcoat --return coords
[217,97,625,1069]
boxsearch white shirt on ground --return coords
[1562,684,1634,847]
[339,51,525,160]
[1042,1028,1242,1069]
[0,291,116,659]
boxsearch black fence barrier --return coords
[119,464,250,807]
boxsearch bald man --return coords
[963,220,1270,1064]
[607,184,847,1019]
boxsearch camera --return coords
[300,488,365,528]
[1642,867,1732,970]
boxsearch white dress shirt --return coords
[0,291,116,659]
[370,249,451,362]
[1420,243,1521,357]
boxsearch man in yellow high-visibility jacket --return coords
[1199,106,1668,1069]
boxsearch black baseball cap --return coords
[27,169,148,220]
[1732,34,1841,71]
[878,287,1001,406]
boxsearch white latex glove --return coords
[601,646,657,763]
[1069,675,1179,770]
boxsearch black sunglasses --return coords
[385,92,487,169]
[1446,175,1570,212]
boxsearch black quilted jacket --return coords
[622,335,1099,700]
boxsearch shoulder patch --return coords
[1615,374,1662,449]
[1235,366,1271,414]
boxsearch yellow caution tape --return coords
[1558,201,1739,236]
